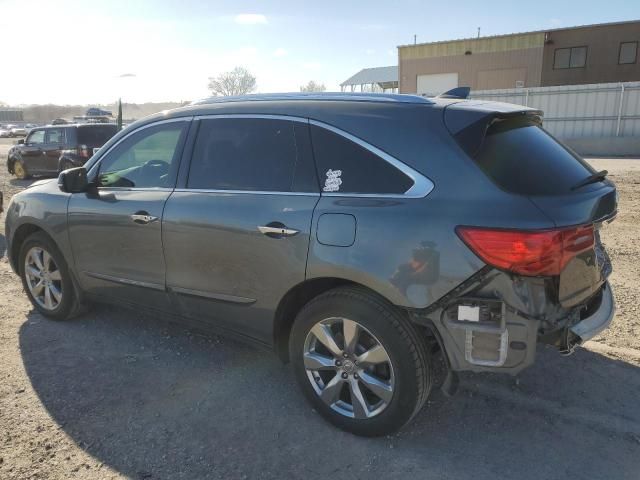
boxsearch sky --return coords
[0,0,638,105]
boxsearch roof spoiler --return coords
[437,87,471,99]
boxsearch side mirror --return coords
[58,167,89,193]
[17,139,24,145]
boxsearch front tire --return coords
[13,159,30,179]
[19,232,79,320]
[289,286,432,436]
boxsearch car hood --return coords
[25,178,58,191]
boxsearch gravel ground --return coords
[0,138,639,479]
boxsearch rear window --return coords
[77,125,118,146]
[472,118,594,196]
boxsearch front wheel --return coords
[19,232,80,320]
[13,159,30,179]
[289,286,432,436]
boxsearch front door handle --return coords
[258,223,299,237]
[131,211,158,224]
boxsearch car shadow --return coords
[9,177,43,188]
[0,233,6,259]
[19,305,640,480]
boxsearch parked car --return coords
[4,93,617,436]
[51,118,69,125]
[0,127,10,138]
[9,126,28,137]
[86,107,112,117]
[7,123,118,179]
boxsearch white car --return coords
[0,128,11,138]
[9,126,27,137]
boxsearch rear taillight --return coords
[77,144,90,158]
[456,225,595,276]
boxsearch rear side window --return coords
[472,119,594,196]
[77,125,118,146]
[188,118,317,192]
[45,128,65,144]
[310,125,413,195]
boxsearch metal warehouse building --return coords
[398,20,640,95]
[0,109,24,122]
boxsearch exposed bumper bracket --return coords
[569,282,616,345]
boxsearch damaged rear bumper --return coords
[569,282,615,345]
[412,270,616,375]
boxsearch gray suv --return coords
[4,93,617,436]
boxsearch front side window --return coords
[45,128,65,144]
[554,46,587,69]
[27,129,45,145]
[310,124,413,195]
[619,41,638,65]
[97,122,187,188]
[188,118,317,192]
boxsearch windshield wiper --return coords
[571,170,608,191]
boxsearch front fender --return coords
[5,183,72,273]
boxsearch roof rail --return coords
[190,92,434,106]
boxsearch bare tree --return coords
[208,67,257,96]
[300,81,326,93]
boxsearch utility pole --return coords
[477,27,481,38]
[413,34,417,45]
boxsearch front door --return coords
[21,128,47,172]
[67,119,191,309]
[162,117,319,343]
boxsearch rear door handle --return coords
[131,211,158,224]
[258,224,299,237]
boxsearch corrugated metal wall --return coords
[470,81,640,139]
[0,110,24,122]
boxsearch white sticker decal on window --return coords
[323,169,342,192]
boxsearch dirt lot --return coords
[0,137,639,479]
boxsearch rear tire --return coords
[58,158,75,173]
[19,232,80,320]
[289,286,432,436]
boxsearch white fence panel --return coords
[470,82,640,140]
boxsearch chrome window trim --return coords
[195,113,308,123]
[92,113,434,199]
[96,187,174,193]
[87,116,193,184]
[173,188,319,197]
[191,113,433,199]
[308,119,434,199]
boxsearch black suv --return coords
[7,123,118,179]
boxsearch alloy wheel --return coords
[24,247,63,311]
[14,162,25,179]
[303,317,395,419]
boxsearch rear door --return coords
[43,127,66,172]
[68,118,191,309]
[162,116,319,343]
